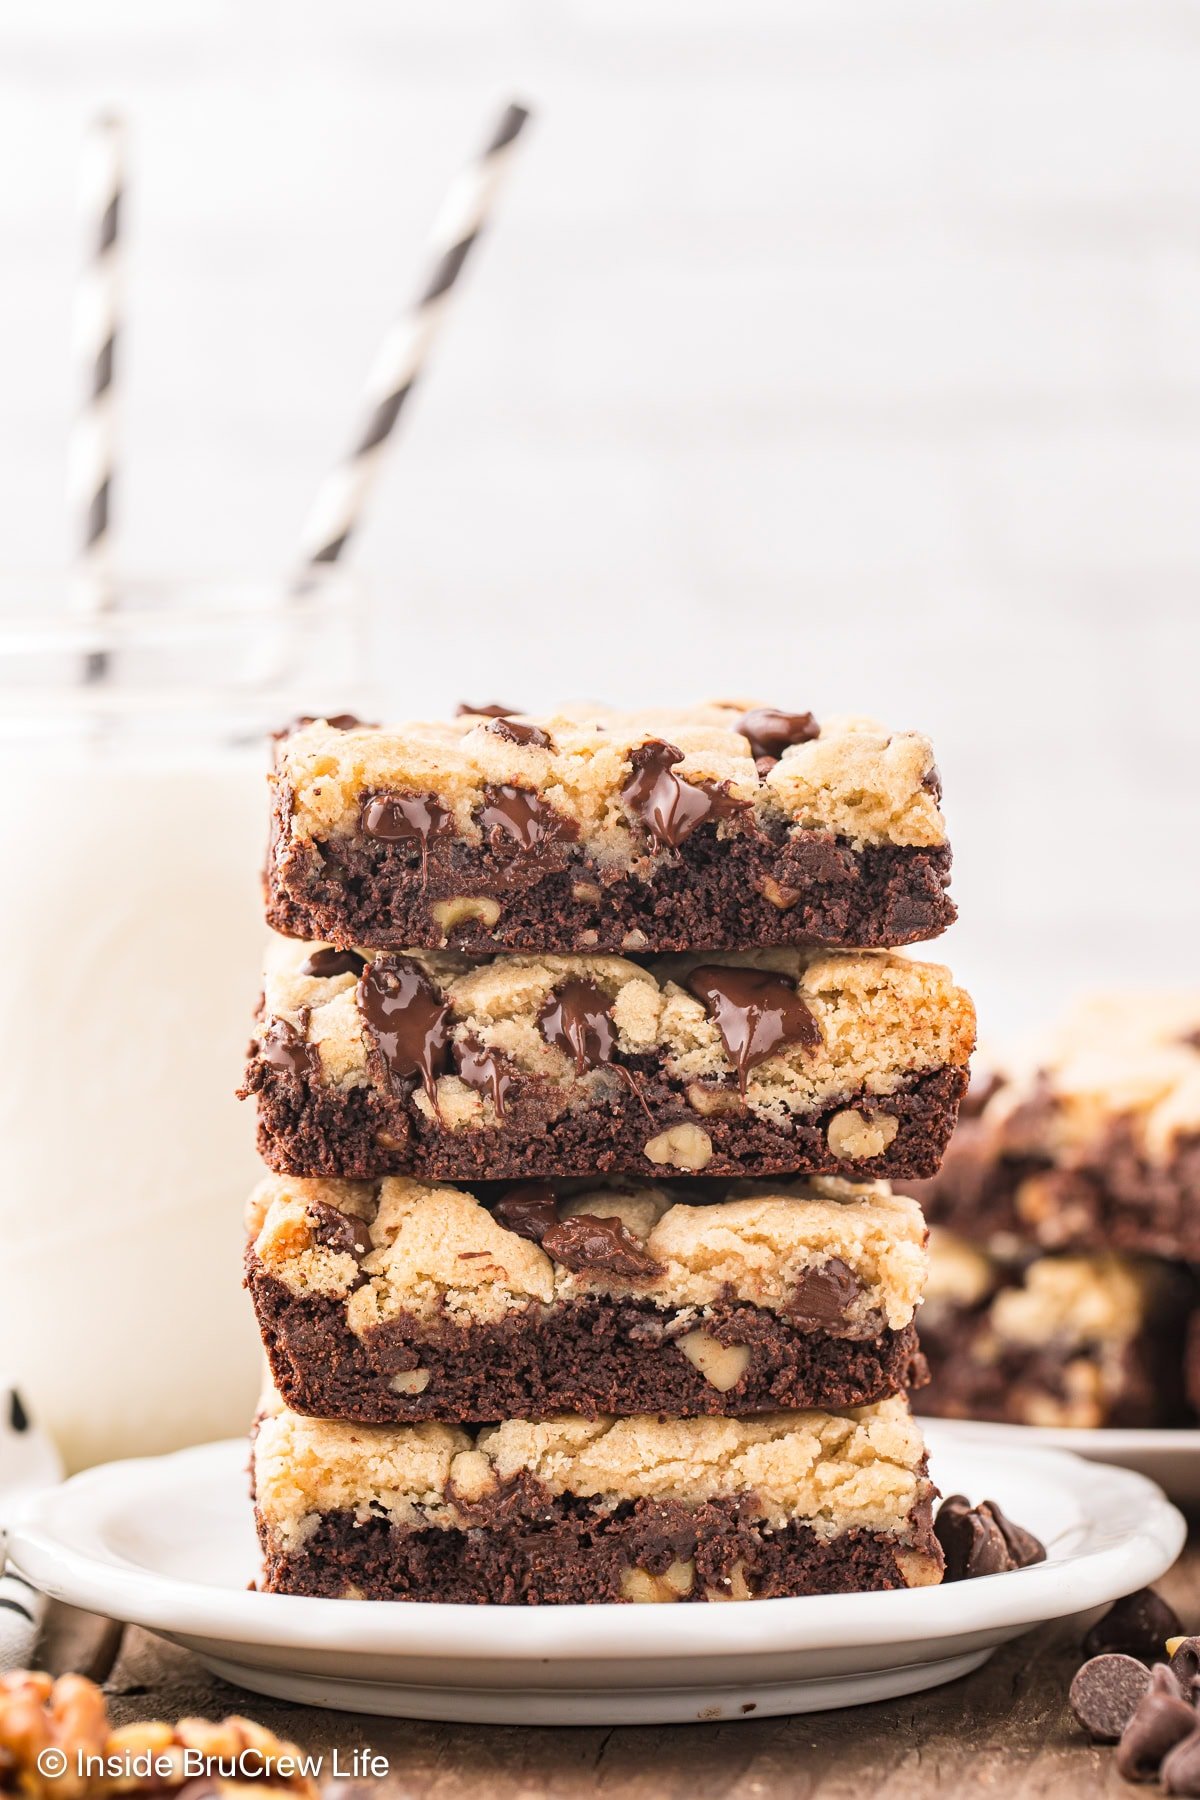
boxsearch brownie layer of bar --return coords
[246,1173,930,1421]
[906,996,1200,1260]
[266,705,954,954]
[914,1229,1193,1429]
[243,938,974,1182]
[250,1274,926,1421]
[254,1399,944,1602]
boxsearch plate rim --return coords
[11,1425,1185,1665]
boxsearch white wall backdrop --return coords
[2,0,1197,1032]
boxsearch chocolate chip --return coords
[260,1015,320,1079]
[1117,1664,1196,1782]
[274,711,377,737]
[686,964,821,1096]
[361,793,453,874]
[492,1182,560,1243]
[456,701,520,719]
[486,717,554,750]
[1069,1654,1153,1742]
[540,1213,664,1280]
[453,1035,513,1118]
[8,1390,29,1433]
[1163,1727,1200,1795]
[306,1199,373,1261]
[357,956,451,1107]
[620,739,749,850]
[539,979,620,1074]
[934,1496,1047,1581]
[787,1259,861,1329]
[301,946,367,979]
[735,707,819,764]
[479,784,578,854]
[1171,1638,1200,1691]
[921,763,943,802]
[1084,1589,1183,1664]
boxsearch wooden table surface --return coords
[35,1541,1200,1800]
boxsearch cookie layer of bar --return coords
[243,937,974,1182]
[906,995,1200,1260]
[266,705,955,954]
[246,1172,930,1420]
[915,1228,1193,1429]
[253,1396,943,1602]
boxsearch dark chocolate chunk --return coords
[301,946,367,979]
[361,792,453,853]
[357,957,450,1107]
[1171,1637,1200,1691]
[787,1259,861,1330]
[479,784,578,854]
[1069,1654,1153,1743]
[620,739,749,850]
[538,979,620,1074]
[487,717,555,750]
[1084,1588,1183,1664]
[306,1199,374,1261]
[260,1015,320,1079]
[453,1035,513,1118]
[274,712,376,737]
[1116,1664,1196,1782]
[456,701,519,719]
[540,1213,664,1279]
[935,1495,1046,1581]
[736,707,819,764]
[686,964,821,1095]
[921,763,943,803]
[492,1182,560,1243]
[1163,1727,1200,1795]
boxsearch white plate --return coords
[10,1425,1185,1726]
[927,1419,1200,1507]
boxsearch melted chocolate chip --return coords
[1070,1654,1153,1744]
[274,711,377,738]
[362,792,453,846]
[357,957,450,1107]
[538,979,620,1074]
[260,1015,320,1079]
[307,1199,374,1261]
[479,784,577,854]
[620,740,749,850]
[1117,1665,1196,1782]
[454,1035,513,1119]
[456,701,520,719]
[492,1182,560,1242]
[935,1495,1047,1581]
[686,965,822,1095]
[541,1213,664,1279]
[787,1258,861,1330]
[736,707,819,764]
[301,946,367,979]
[487,717,555,750]
[1085,1588,1183,1663]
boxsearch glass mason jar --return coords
[0,572,369,1470]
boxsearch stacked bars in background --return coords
[241,702,976,1603]
[906,994,1200,1430]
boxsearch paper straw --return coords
[298,100,531,566]
[68,113,124,680]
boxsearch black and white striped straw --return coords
[69,113,124,680]
[298,100,531,567]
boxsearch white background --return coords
[2,0,1196,1031]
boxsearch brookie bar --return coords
[245,1171,930,1420]
[906,994,1200,1261]
[242,935,974,1181]
[265,703,955,954]
[253,1393,944,1602]
[915,1228,1193,1429]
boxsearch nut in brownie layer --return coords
[243,938,973,1182]
[253,1398,943,1602]
[266,706,954,953]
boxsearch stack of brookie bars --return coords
[240,702,977,1603]
[907,994,1200,1432]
